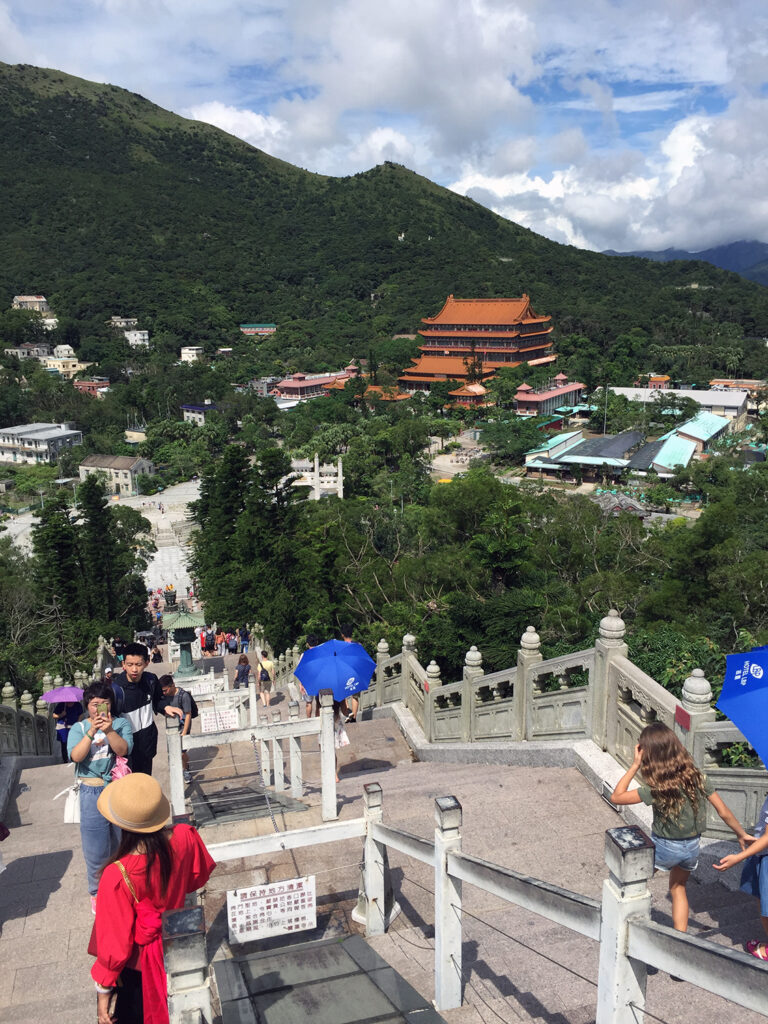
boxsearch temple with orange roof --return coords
[398,294,555,392]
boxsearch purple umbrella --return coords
[40,686,84,703]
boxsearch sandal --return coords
[746,940,768,960]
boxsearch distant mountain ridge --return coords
[604,241,768,287]
[2,60,768,379]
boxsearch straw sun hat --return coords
[97,773,171,834]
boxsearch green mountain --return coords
[2,61,768,382]
[604,241,768,287]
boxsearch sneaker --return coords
[183,770,192,784]
[90,895,97,915]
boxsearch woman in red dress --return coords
[89,773,216,1024]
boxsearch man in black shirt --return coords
[113,643,182,775]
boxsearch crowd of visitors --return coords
[40,618,768,1020]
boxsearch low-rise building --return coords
[106,316,138,329]
[239,323,276,336]
[79,454,154,495]
[609,386,748,429]
[39,356,93,380]
[0,422,83,464]
[449,382,492,407]
[3,342,51,359]
[181,400,217,425]
[675,411,730,453]
[53,344,76,359]
[180,346,204,363]
[74,379,111,399]
[124,330,150,348]
[12,295,50,312]
[515,374,586,416]
[274,371,352,401]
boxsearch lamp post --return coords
[38,488,45,509]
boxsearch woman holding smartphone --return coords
[68,682,134,914]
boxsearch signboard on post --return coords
[200,708,240,733]
[227,876,316,943]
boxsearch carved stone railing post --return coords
[425,660,441,742]
[402,633,417,705]
[163,905,212,1023]
[375,638,390,706]
[434,796,462,1011]
[593,610,628,750]
[2,682,17,710]
[678,669,716,757]
[166,716,186,818]
[596,826,654,1024]
[461,647,483,742]
[516,625,542,741]
[20,690,34,712]
[270,709,285,791]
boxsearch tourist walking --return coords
[89,773,215,1024]
[233,654,253,690]
[67,682,133,912]
[255,649,275,708]
[714,792,768,958]
[112,643,183,775]
[158,675,194,784]
[611,722,751,931]
[239,624,249,653]
[215,627,226,657]
[52,699,82,762]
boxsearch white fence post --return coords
[248,680,258,726]
[516,625,542,740]
[270,709,285,791]
[362,781,386,935]
[319,690,337,821]
[166,716,186,817]
[596,825,654,1024]
[164,906,212,1023]
[288,701,303,798]
[434,795,462,1011]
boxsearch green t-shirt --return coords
[67,717,134,782]
[638,774,715,839]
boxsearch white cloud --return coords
[1,0,768,250]
[186,101,287,152]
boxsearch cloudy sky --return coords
[2,0,768,252]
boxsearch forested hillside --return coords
[2,61,768,385]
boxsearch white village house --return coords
[78,454,155,495]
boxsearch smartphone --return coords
[96,701,109,715]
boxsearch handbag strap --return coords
[115,859,139,903]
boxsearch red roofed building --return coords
[515,374,586,416]
[448,382,491,407]
[399,294,555,392]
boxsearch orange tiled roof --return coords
[400,355,496,376]
[449,383,488,397]
[422,294,546,327]
[365,385,411,401]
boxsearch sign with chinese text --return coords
[227,876,316,943]
[200,708,240,733]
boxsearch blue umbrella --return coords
[716,649,768,766]
[294,639,375,703]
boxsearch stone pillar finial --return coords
[2,682,17,709]
[426,660,442,690]
[376,638,390,660]
[53,674,63,688]
[402,633,417,653]
[20,689,34,711]
[36,695,48,714]
[520,625,541,653]
[41,672,53,690]
[681,668,713,712]
[599,609,626,644]
[464,645,482,671]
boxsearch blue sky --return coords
[1,0,767,252]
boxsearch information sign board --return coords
[227,876,316,943]
[200,707,240,733]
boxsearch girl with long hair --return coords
[611,722,751,932]
[89,774,215,1024]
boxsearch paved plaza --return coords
[1,704,766,1023]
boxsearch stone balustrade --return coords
[0,682,56,757]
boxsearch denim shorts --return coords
[651,834,700,872]
[739,855,768,916]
